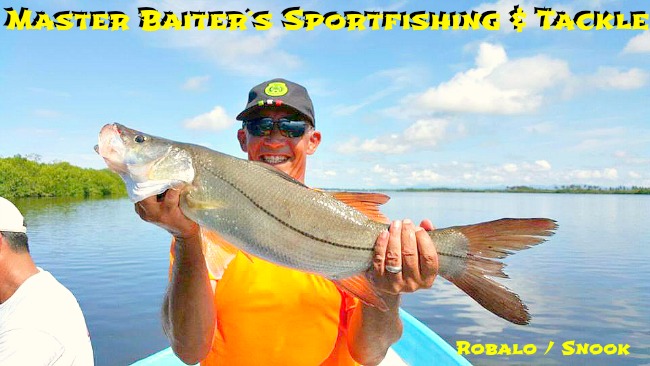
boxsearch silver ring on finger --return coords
[385,265,402,274]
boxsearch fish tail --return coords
[431,218,557,325]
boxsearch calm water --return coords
[12,192,650,366]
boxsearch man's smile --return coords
[260,154,291,165]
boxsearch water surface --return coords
[13,193,650,365]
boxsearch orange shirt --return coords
[170,241,360,366]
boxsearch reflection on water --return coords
[384,192,650,365]
[13,193,650,366]
[15,197,172,366]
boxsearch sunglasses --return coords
[243,117,310,138]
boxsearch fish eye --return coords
[134,135,146,143]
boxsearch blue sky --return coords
[1,0,649,189]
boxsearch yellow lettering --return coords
[524,344,537,355]
[615,13,631,30]
[575,343,589,354]
[575,11,594,30]
[456,341,470,355]
[604,344,618,355]
[304,12,323,31]
[346,13,365,31]
[384,13,400,30]
[562,340,576,356]
[110,13,129,31]
[33,12,55,30]
[596,12,614,30]
[191,13,208,30]
[160,13,182,30]
[139,8,160,31]
[54,12,73,31]
[470,344,484,354]
[482,11,500,31]
[209,12,228,30]
[228,13,247,30]
[365,12,382,30]
[461,12,481,30]
[431,13,451,30]
[632,12,648,30]
[281,7,303,30]
[324,13,345,30]
[73,12,90,30]
[535,8,556,30]
[5,7,32,30]
[555,12,575,30]
[251,11,272,31]
[618,343,630,355]
[91,13,109,30]
[410,12,428,30]
[497,343,511,355]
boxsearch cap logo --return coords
[264,82,288,97]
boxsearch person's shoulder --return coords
[20,270,84,315]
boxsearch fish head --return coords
[96,123,195,202]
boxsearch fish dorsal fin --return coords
[249,160,309,188]
[333,275,388,311]
[330,192,391,224]
[200,228,241,280]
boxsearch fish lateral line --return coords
[196,157,374,252]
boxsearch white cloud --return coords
[183,106,234,131]
[409,169,442,183]
[590,67,648,90]
[623,31,650,54]
[337,118,456,154]
[182,75,211,91]
[503,163,518,173]
[401,43,570,116]
[534,160,551,171]
[565,67,648,97]
[570,168,618,180]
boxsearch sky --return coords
[1,0,649,189]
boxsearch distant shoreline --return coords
[3,156,647,198]
[394,186,650,194]
[323,186,650,195]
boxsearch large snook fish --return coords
[96,123,557,325]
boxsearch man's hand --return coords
[370,219,438,295]
[134,189,199,240]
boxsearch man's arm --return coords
[135,190,215,364]
[346,219,438,365]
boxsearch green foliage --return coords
[0,155,126,199]
[505,185,650,194]
[398,185,650,194]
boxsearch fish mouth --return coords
[96,123,128,172]
[260,155,291,165]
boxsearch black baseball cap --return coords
[236,78,315,126]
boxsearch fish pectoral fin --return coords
[201,229,239,280]
[329,192,391,224]
[333,275,388,311]
[185,195,225,210]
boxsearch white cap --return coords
[0,197,27,233]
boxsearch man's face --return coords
[237,107,321,183]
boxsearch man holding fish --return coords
[135,79,440,365]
